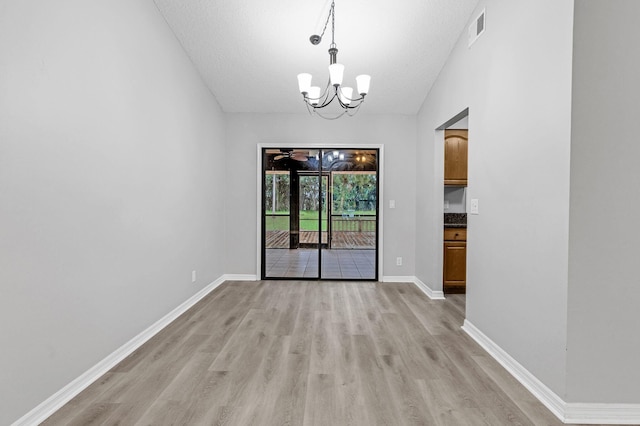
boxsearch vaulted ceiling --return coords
[153,0,480,115]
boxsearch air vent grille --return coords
[468,9,486,47]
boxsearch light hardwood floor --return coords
[42,281,569,425]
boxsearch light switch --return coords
[389,200,396,209]
[444,200,450,209]
[470,198,479,214]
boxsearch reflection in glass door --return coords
[262,148,378,280]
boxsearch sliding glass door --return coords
[262,148,378,280]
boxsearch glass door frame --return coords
[258,144,383,281]
[297,170,330,249]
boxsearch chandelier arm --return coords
[346,94,365,102]
[336,86,366,106]
[335,92,364,109]
[303,89,338,110]
[304,81,334,108]
[345,102,363,116]
[318,82,334,107]
[318,78,332,100]
[314,85,337,108]
[335,94,348,109]
[305,80,333,108]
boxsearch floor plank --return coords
[42,281,568,426]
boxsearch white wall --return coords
[0,1,226,423]
[224,113,417,278]
[416,0,574,397]
[567,0,640,403]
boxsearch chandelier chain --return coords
[331,0,335,46]
[318,1,335,44]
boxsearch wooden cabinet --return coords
[443,227,466,293]
[444,130,468,185]
[443,228,467,241]
[443,129,468,292]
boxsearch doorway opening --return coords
[439,109,469,297]
[261,148,379,280]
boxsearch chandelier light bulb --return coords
[328,64,345,86]
[297,73,312,94]
[356,75,371,95]
[339,87,353,105]
[308,86,321,104]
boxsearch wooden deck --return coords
[266,230,375,249]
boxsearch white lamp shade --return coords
[297,73,312,94]
[308,86,321,105]
[339,87,353,105]
[328,63,345,86]
[356,75,371,95]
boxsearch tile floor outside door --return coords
[265,248,375,279]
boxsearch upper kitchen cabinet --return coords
[444,130,468,186]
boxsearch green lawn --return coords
[265,210,376,231]
[265,211,327,231]
[300,210,328,231]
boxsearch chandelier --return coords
[296,0,371,119]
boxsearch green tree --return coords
[332,173,376,213]
[264,174,290,213]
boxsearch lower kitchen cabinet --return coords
[443,228,466,293]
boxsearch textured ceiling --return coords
[153,0,479,115]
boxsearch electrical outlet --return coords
[396,257,402,266]
[389,200,396,209]
[191,270,197,283]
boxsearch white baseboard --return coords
[412,276,446,300]
[462,319,640,425]
[12,276,228,426]
[381,275,415,283]
[564,403,640,425]
[461,319,566,420]
[222,274,258,281]
[381,276,445,300]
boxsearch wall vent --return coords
[468,8,486,47]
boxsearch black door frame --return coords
[260,146,381,281]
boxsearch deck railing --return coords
[264,213,376,249]
[330,214,376,232]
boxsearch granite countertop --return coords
[444,212,467,228]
